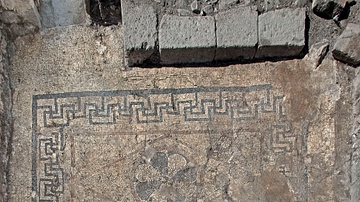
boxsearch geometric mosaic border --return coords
[31,84,295,201]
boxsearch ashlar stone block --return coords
[159,15,216,65]
[256,8,306,59]
[215,6,258,61]
[333,23,360,66]
[121,1,158,67]
[39,0,86,28]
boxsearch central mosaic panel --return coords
[31,84,305,201]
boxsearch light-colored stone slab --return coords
[39,0,86,28]
[256,8,306,58]
[215,6,258,61]
[121,1,158,67]
[159,15,216,65]
[333,23,360,67]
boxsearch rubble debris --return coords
[305,39,330,68]
[177,9,192,16]
[201,5,214,15]
[219,0,239,10]
[312,0,355,21]
[191,0,201,14]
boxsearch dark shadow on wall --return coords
[85,0,122,26]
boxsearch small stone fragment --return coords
[312,0,347,19]
[177,9,192,16]
[219,0,239,10]
[0,11,21,24]
[333,23,360,66]
[174,0,188,9]
[305,39,329,68]
[201,5,214,15]
[206,0,219,5]
[294,0,308,7]
[265,0,281,11]
[191,0,200,14]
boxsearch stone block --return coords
[2,0,41,28]
[215,6,258,61]
[159,15,216,65]
[256,8,306,59]
[121,1,158,67]
[332,23,360,66]
[39,0,86,28]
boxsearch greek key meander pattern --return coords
[31,84,297,201]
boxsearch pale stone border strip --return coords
[351,71,360,202]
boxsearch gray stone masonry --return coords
[333,23,360,67]
[121,4,307,66]
[39,0,86,28]
[121,0,158,67]
[215,6,258,61]
[256,8,306,59]
[159,15,216,65]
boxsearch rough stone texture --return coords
[304,39,329,68]
[352,69,360,202]
[159,15,216,64]
[0,11,21,24]
[0,0,41,28]
[218,0,239,10]
[333,23,360,67]
[0,30,4,202]
[0,25,12,202]
[264,0,281,11]
[121,0,158,67]
[312,0,347,19]
[3,24,353,201]
[215,6,257,61]
[39,0,86,28]
[256,8,306,59]
[334,63,354,202]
